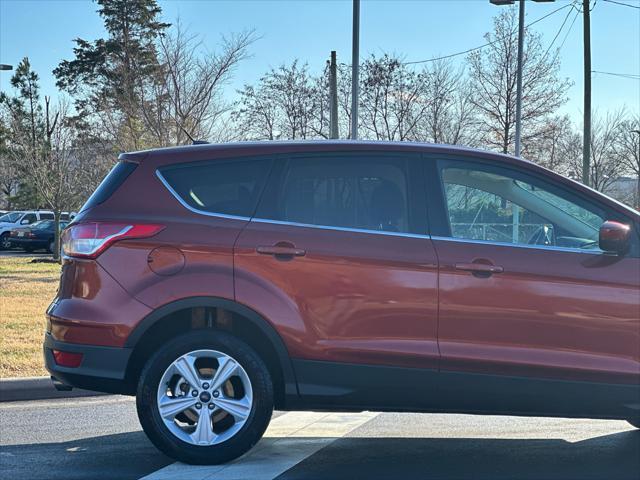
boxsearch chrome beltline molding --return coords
[156,169,603,254]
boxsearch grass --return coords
[0,256,60,378]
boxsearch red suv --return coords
[45,141,640,464]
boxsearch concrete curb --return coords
[0,376,107,402]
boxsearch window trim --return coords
[251,216,431,239]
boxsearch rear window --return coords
[80,161,138,212]
[158,158,272,218]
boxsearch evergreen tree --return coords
[54,0,169,150]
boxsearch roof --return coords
[118,139,531,166]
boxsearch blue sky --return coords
[1,0,638,122]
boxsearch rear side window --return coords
[258,155,411,233]
[158,158,272,218]
[81,161,137,212]
[39,213,54,220]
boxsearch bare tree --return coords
[417,59,480,146]
[615,113,640,208]
[140,23,256,146]
[5,97,86,259]
[358,54,431,141]
[525,115,577,176]
[233,60,324,140]
[467,9,571,155]
[566,110,628,194]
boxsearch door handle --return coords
[256,245,306,257]
[455,262,504,275]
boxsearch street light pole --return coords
[351,0,360,140]
[490,0,555,157]
[514,0,525,157]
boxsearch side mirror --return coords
[599,220,631,255]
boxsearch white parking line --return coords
[141,411,379,480]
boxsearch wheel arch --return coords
[124,296,300,408]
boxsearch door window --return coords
[259,156,411,233]
[22,213,37,224]
[440,165,605,250]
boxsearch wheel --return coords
[0,233,10,250]
[136,330,273,465]
[48,240,55,254]
[628,418,640,429]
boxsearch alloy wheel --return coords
[156,349,253,446]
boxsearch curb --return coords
[0,376,107,402]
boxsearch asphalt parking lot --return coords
[1,395,638,480]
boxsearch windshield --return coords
[0,212,22,223]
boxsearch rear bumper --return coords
[43,333,133,394]
[10,238,47,249]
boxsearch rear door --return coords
[234,152,440,405]
[428,157,640,385]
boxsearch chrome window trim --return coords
[251,217,430,239]
[430,235,603,255]
[155,170,251,222]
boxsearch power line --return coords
[592,70,640,79]
[554,8,581,61]
[602,0,640,9]
[542,3,577,60]
[403,2,573,65]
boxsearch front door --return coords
[430,159,640,386]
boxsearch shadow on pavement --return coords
[1,428,638,479]
[0,431,172,480]
[278,430,640,480]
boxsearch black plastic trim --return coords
[125,297,299,402]
[292,359,640,419]
[43,333,132,394]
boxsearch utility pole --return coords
[514,0,525,157]
[582,0,591,186]
[329,51,339,139]
[351,0,360,140]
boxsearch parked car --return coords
[0,210,75,249]
[45,141,640,465]
[10,219,70,253]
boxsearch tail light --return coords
[61,222,165,259]
[52,350,83,368]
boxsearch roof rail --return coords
[192,140,210,145]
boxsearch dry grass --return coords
[0,257,60,378]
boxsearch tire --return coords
[0,233,10,250]
[48,240,55,254]
[628,418,640,429]
[136,329,274,465]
